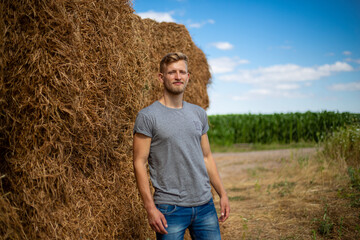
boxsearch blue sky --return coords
[133,0,360,115]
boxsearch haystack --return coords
[0,0,211,239]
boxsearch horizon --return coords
[207,110,360,116]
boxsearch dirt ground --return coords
[212,148,359,240]
[213,148,317,183]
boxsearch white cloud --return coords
[188,19,215,28]
[232,96,247,101]
[250,89,271,95]
[210,42,234,50]
[208,57,250,74]
[136,10,175,22]
[188,23,202,28]
[218,62,354,101]
[345,58,360,64]
[317,62,353,72]
[232,88,309,101]
[343,51,352,55]
[219,62,353,84]
[329,81,360,91]
[275,84,300,90]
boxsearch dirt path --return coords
[214,148,317,181]
[212,148,328,239]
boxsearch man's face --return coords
[159,60,189,95]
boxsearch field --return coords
[212,125,360,239]
[208,112,360,146]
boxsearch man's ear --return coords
[158,73,164,83]
[186,72,190,83]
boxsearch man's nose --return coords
[175,71,181,79]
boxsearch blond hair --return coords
[159,52,188,73]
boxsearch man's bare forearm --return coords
[204,154,227,198]
[133,152,168,234]
[133,160,156,211]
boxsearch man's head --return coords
[160,52,189,74]
[158,52,190,95]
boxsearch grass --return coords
[271,180,296,197]
[246,167,269,178]
[322,124,360,167]
[311,124,360,239]
[315,205,334,236]
[337,167,360,207]
[228,196,248,201]
[228,187,247,192]
[215,124,360,239]
[211,141,317,153]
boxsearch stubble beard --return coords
[164,81,188,95]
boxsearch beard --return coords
[163,80,188,95]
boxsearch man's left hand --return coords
[219,195,230,222]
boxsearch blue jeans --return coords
[155,198,221,240]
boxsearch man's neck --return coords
[159,94,184,109]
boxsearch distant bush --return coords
[323,124,360,168]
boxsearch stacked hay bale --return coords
[0,0,211,239]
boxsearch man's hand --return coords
[218,195,230,222]
[147,207,168,234]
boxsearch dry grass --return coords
[214,147,360,239]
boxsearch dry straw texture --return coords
[0,0,211,239]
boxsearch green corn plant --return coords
[208,112,360,146]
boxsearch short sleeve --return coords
[201,110,209,135]
[133,113,153,138]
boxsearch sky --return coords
[133,0,360,115]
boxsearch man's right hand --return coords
[147,207,168,234]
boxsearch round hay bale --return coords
[0,0,211,239]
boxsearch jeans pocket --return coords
[156,204,177,215]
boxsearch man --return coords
[133,52,229,240]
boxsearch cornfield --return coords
[208,111,360,146]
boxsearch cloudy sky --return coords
[133,0,360,115]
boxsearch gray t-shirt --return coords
[133,101,212,206]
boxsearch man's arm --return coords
[133,133,168,234]
[201,133,230,222]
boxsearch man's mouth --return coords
[173,82,183,85]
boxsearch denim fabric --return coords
[156,198,221,240]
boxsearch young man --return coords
[133,52,229,239]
